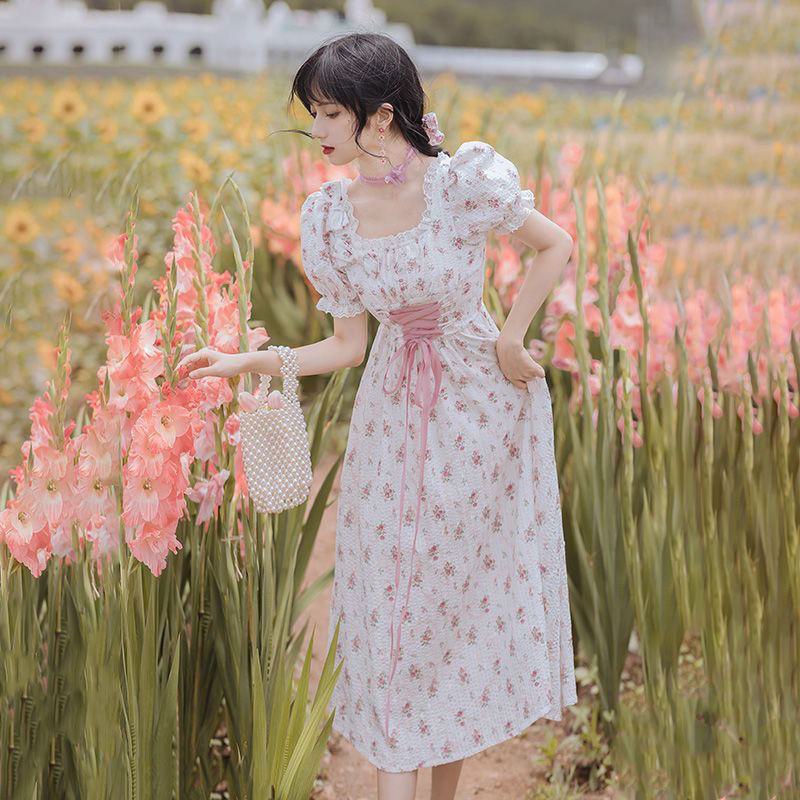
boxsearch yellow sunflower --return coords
[4,207,40,245]
[132,88,167,125]
[52,88,87,125]
[95,116,119,143]
[56,236,84,263]
[181,116,211,142]
[19,117,46,143]
[52,269,86,305]
[179,150,211,185]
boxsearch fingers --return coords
[511,372,544,389]
[188,366,214,379]
[177,349,205,372]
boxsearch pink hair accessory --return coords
[421,111,445,146]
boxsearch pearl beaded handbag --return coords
[238,344,313,514]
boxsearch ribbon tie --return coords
[380,300,444,740]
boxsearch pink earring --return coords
[378,125,386,164]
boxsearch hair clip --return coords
[421,112,445,146]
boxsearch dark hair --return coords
[274,32,449,163]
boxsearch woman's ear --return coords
[376,102,394,129]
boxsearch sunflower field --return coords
[1,2,798,797]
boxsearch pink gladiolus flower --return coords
[491,243,523,290]
[547,282,577,320]
[123,458,181,526]
[233,441,248,502]
[238,390,260,412]
[528,339,547,360]
[3,192,270,577]
[84,512,119,561]
[74,462,114,520]
[588,365,602,398]
[224,413,240,446]
[27,394,57,450]
[28,445,70,527]
[12,530,52,577]
[1,494,45,544]
[186,469,230,525]
[77,410,122,482]
[151,405,193,449]
[0,498,51,576]
[193,416,219,461]
[552,320,577,371]
[127,520,183,577]
[610,283,644,353]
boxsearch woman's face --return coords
[309,99,386,166]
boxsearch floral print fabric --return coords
[300,141,578,772]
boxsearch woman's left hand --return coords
[495,334,545,390]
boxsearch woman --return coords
[178,32,577,800]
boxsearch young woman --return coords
[178,32,577,800]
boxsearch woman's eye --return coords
[326,112,339,118]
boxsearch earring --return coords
[378,125,386,164]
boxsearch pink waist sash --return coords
[380,299,444,741]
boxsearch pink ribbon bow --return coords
[421,112,445,146]
[380,300,444,740]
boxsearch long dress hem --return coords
[300,139,579,772]
[330,690,577,773]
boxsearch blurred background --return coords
[0,1,798,797]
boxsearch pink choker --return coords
[357,143,417,186]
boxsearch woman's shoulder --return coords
[300,180,350,237]
[300,180,343,218]
[444,141,525,206]
[443,141,534,236]
[446,140,515,180]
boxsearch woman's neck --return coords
[356,136,418,182]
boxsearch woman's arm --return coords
[177,311,369,380]
[499,209,573,342]
[495,209,573,389]
[243,311,369,377]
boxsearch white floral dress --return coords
[300,140,578,773]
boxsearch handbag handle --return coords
[254,345,300,406]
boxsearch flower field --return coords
[1,2,799,797]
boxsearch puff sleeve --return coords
[299,190,365,318]
[447,141,535,238]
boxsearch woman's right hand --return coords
[177,346,245,380]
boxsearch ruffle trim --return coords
[315,294,365,318]
[495,187,536,234]
[336,151,445,248]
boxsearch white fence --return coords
[0,0,643,85]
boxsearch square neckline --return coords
[338,151,445,246]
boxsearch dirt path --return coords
[302,448,579,800]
